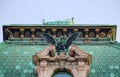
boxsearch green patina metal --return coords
[0,43,47,77]
[42,19,74,25]
[0,42,120,77]
[0,23,119,77]
[3,24,116,26]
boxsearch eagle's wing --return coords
[42,33,56,45]
[65,32,81,48]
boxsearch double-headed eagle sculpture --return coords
[42,32,80,54]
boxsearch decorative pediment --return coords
[36,45,55,57]
[32,44,92,77]
[32,44,55,65]
[68,44,92,65]
[69,44,88,57]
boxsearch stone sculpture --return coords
[32,44,92,77]
[32,31,92,77]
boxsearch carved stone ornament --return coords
[89,32,94,38]
[14,31,19,38]
[5,29,13,39]
[32,44,92,77]
[100,32,106,38]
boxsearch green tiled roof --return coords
[79,45,120,77]
[0,43,47,77]
[0,42,120,77]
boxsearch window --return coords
[52,72,73,77]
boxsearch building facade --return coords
[0,23,120,77]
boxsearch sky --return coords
[0,0,120,42]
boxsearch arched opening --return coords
[52,72,73,77]
[52,68,73,77]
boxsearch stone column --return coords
[20,29,24,39]
[95,28,100,39]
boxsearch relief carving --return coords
[32,44,92,77]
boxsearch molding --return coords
[32,44,92,77]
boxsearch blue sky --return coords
[0,0,120,42]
